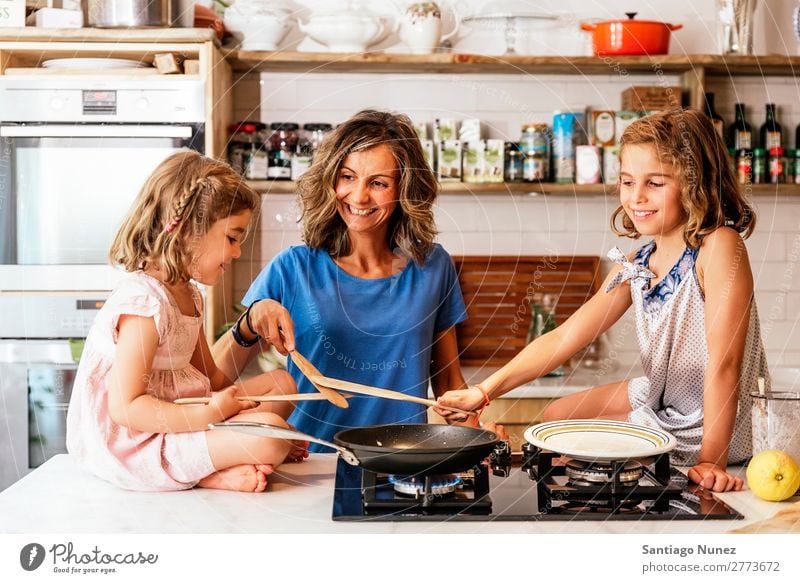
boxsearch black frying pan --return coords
[210,422,499,475]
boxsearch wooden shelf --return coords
[224,50,800,76]
[247,180,800,197]
[0,27,217,44]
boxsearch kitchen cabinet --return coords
[0,28,234,341]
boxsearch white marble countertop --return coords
[1,454,796,534]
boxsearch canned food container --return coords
[751,368,800,462]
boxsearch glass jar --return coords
[504,142,523,182]
[267,122,299,180]
[520,123,550,181]
[304,122,333,159]
[244,122,268,180]
[752,148,767,184]
[526,293,563,376]
[227,122,257,176]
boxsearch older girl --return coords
[214,109,468,449]
[438,109,769,492]
[67,151,306,493]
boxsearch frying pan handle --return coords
[208,422,360,466]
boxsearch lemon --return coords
[746,450,800,502]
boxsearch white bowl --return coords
[225,14,292,51]
[299,13,388,53]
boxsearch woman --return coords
[214,109,469,450]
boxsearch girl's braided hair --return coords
[109,150,259,284]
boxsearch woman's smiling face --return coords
[619,143,686,240]
[335,144,399,239]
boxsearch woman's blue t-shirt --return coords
[242,244,467,451]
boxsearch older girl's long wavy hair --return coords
[297,109,438,265]
[612,108,755,248]
[109,150,260,284]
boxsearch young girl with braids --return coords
[66,151,307,493]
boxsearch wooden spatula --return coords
[290,349,350,408]
[309,374,477,418]
[174,393,353,405]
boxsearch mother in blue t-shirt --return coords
[213,109,468,451]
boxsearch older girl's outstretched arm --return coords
[107,314,255,433]
[436,263,634,417]
[689,228,751,492]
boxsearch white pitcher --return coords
[400,2,460,55]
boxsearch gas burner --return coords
[565,459,644,487]
[389,474,462,497]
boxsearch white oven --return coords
[0,76,205,490]
[0,76,205,290]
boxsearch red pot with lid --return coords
[581,12,682,56]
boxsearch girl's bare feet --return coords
[198,464,274,492]
[285,439,310,463]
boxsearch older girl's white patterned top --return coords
[607,241,768,465]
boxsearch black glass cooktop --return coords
[331,459,744,522]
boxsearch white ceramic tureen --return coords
[299,0,394,53]
[224,0,294,51]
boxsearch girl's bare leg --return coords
[198,411,293,492]
[541,380,632,422]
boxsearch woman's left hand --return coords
[687,462,744,492]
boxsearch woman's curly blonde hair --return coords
[297,109,438,265]
[612,108,755,248]
[109,150,259,284]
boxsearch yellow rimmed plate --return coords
[523,419,677,462]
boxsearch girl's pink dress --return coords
[66,272,216,491]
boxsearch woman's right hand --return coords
[208,386,258,421]
[247,299,296,355]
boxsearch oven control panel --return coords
[0,294,107,338]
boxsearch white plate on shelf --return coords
[523,419,677,462]
[41,58,149,70]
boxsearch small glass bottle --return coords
[768,146,785,184]
[752,148,767,184]
[794,149,800,185]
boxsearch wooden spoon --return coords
[174,393,353,405]
[290,349,350,408]
[309,374,477,418]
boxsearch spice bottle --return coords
[752,148,767,184]
[227,122,256,176]
[244,122,268,180]
[503,143,522,182]
[768,146,785,184]
[736,149,753,185]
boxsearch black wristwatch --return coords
[231,300,262,347]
